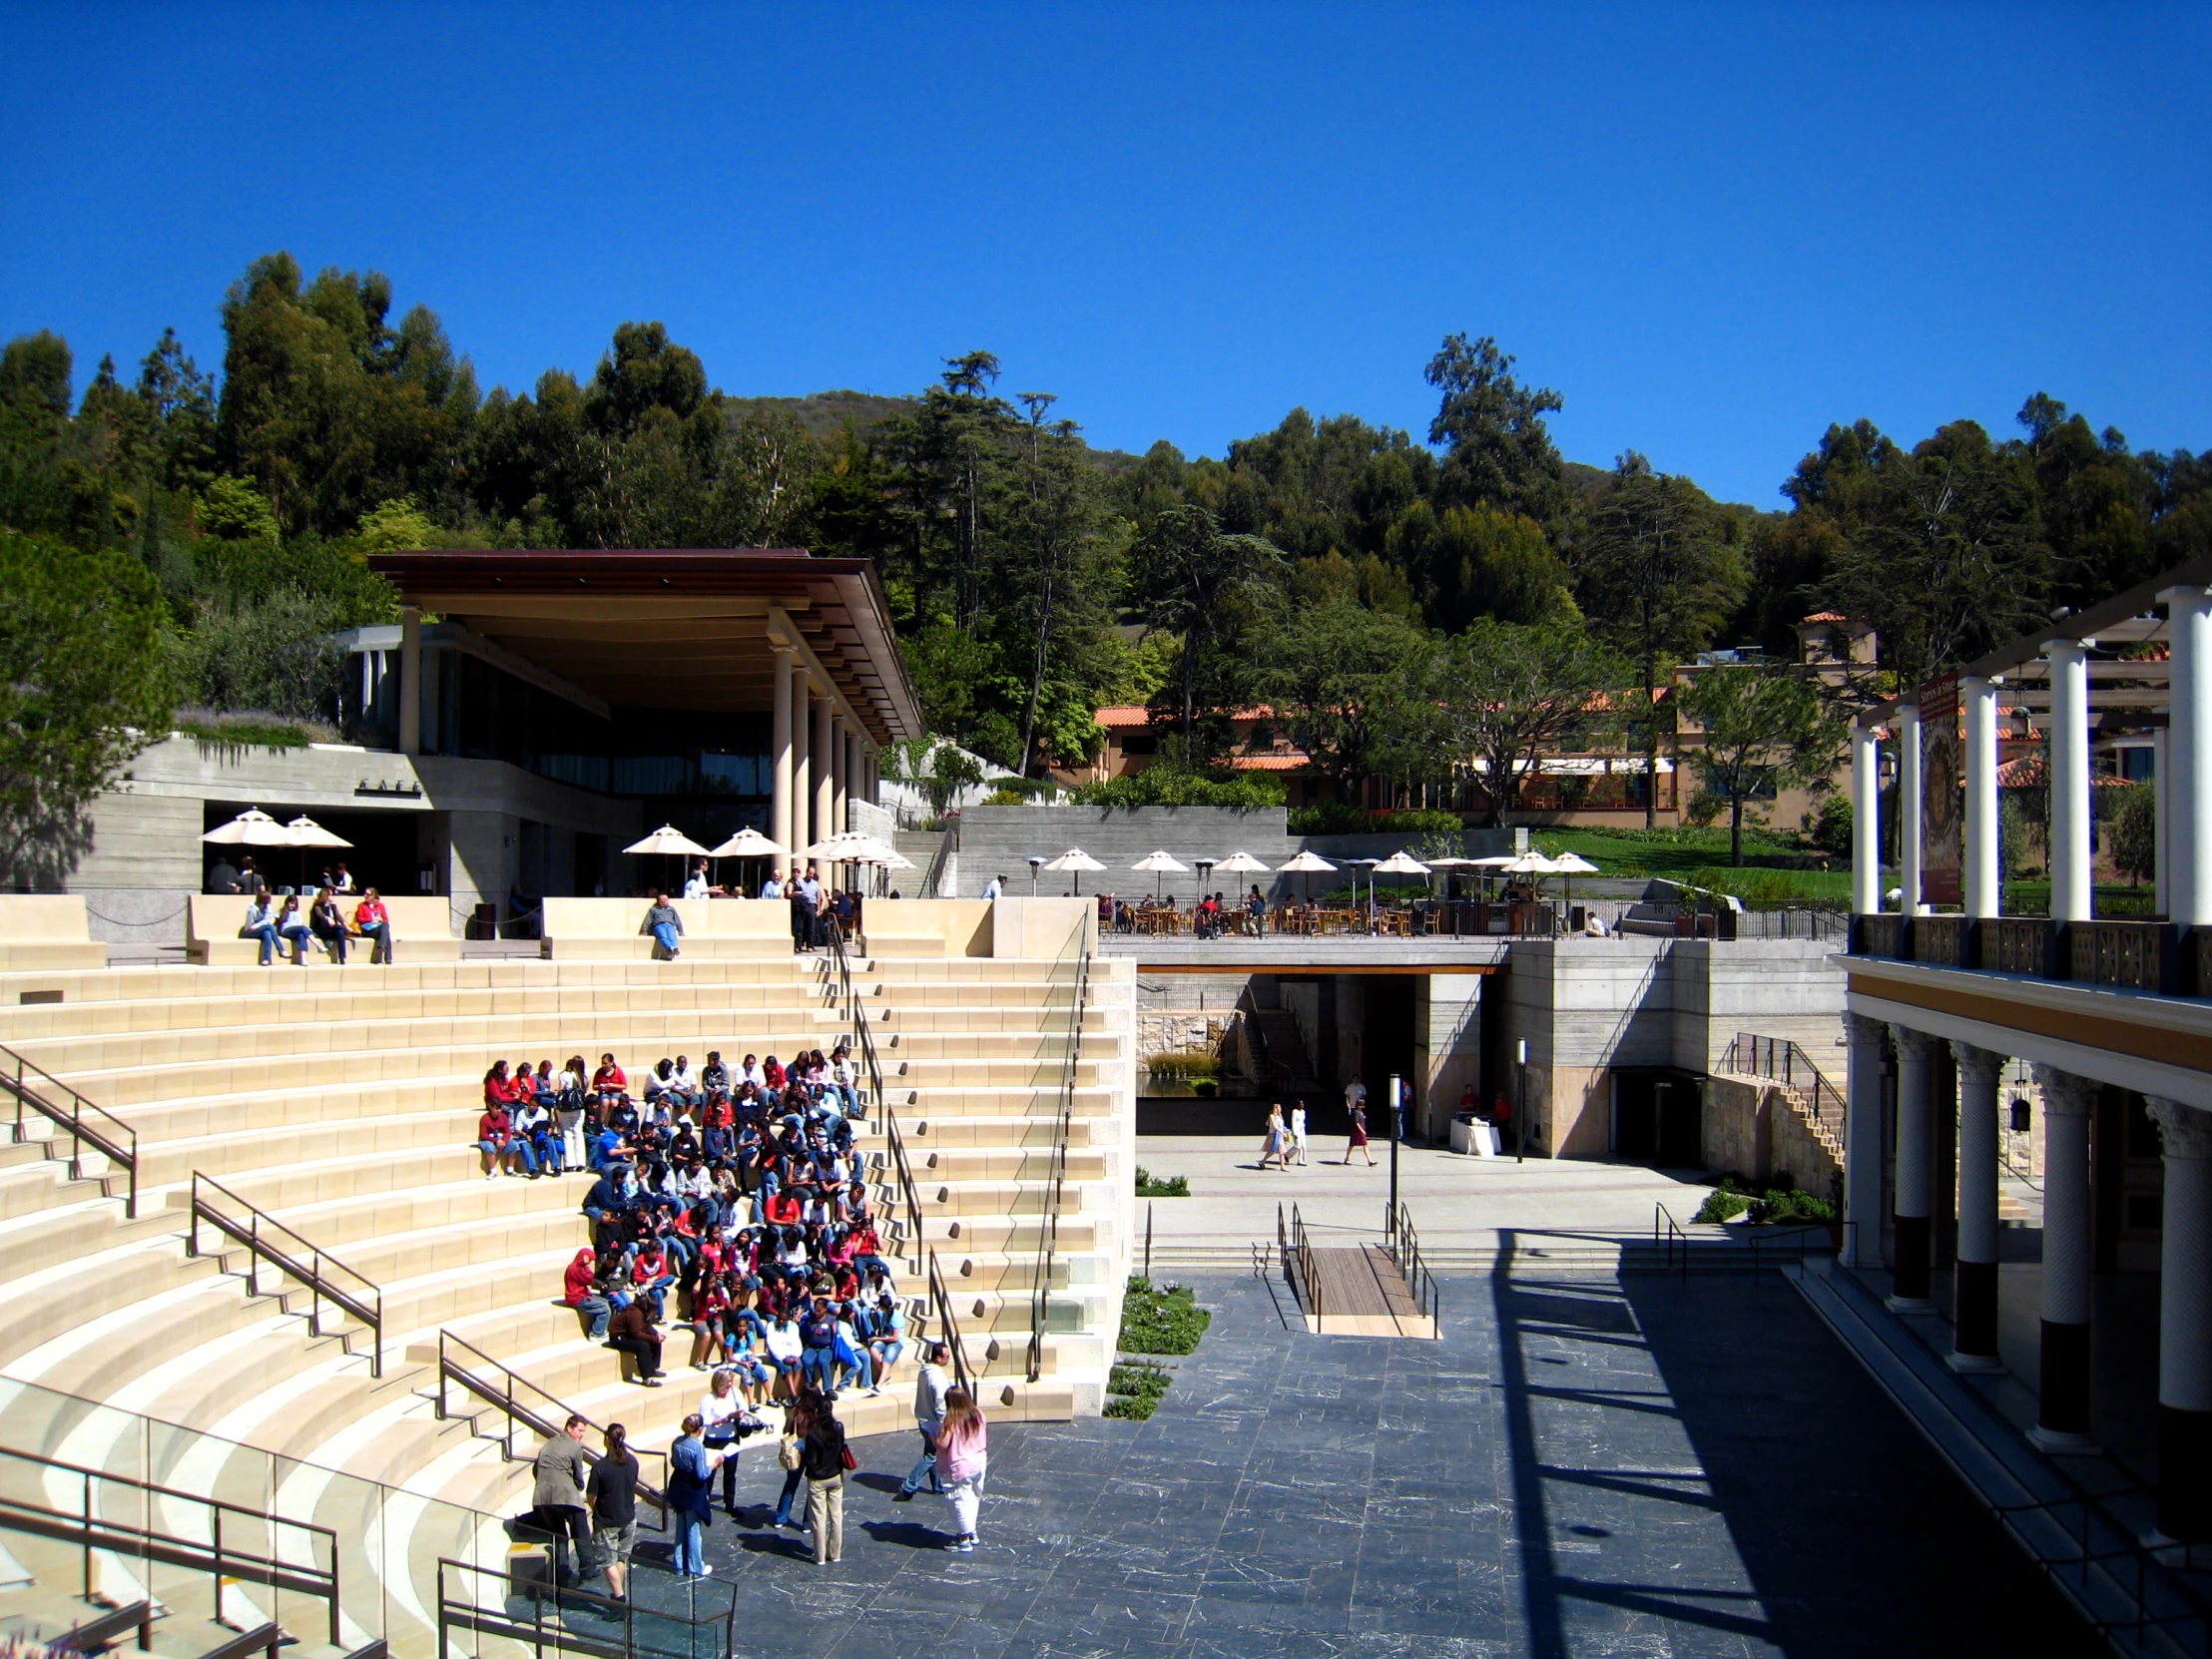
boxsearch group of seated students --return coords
[241,886,393,965]
[528,1043,904,1403]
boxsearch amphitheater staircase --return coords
[0,939,1130,1658]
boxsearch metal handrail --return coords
[433,1329,670,1524]
[1,1040,140,1218]
[925,1248,974,1395]
[189,1171,383,1377]
[1028,930,1092,1383]
[437,1556,736,1659]
[0,1443,341,1646]
[1725,1030,1849,1141]
[1389,1201,1442,1338]
[1282,1201,1319,1319]
[1654,1203,1691,1281]
[920,815,959,898]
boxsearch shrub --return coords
[1071,764,1285,809]
[1134,1166,1190,1197]
[1748,1187,1837,1225]
[176,716,311,752]
[1119,1276,1212,1356]
[1287,804,1464,835]
[1147,1053,1218,1081]
[1694,1187,1750,1224]
[1806,794,1852,857]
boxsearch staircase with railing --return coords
[1028,927,1091,1382]
[1720,1030,1848,1165]
[187,1172,385,1377]
[3,1038,139,1217]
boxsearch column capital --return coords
[1951,1042,2004,1089]
[1891,1025,1943,1063]
[1844,1011,1887,1045]
[2031,1063,2099,1119]
[2040,636,2094,660]
[770,639,796,658]
[2158,584,2212,607]
[2149,1098,2212,1162]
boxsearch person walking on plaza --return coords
[668,1413,725,1579]
[587,1423,639,1602]
[1259,1103,1288,1170]
[938,1386,987,1552]
[1291,1101,1310,1166]
[1345,1099,1375,1166]
[802,1396,851,1565]
[532,1414,594,1586]
[897,1345,953,1499]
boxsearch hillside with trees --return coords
[4,250,2209,836]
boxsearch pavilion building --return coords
[1844,551,2212,1542]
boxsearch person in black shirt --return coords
[587,1423,641,1600]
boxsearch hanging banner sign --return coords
[1920,672,1961,905]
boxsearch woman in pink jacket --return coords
[937,1386,987,1552]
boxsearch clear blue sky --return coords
[3,2,2206,508]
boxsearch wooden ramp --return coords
[1302,1244,1436,1338]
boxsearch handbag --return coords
[779,1434,803,1471]
[838,1443,857,1472]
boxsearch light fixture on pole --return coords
[1515,1039,1528,1164]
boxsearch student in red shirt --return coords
[592,1054,629,1111]
[479,1065,517,1180]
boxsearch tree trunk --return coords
[1643,650,1658,830]
[1731,790,1745,867]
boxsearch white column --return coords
[1950,1043,2004,1371]
[792,678,812,857]
[1897,702,1924,914]
[2155,728,2172,918]
[831,715,849,833]
[2045,639,2092,924]
[1853,724,1882,916]
[2148,1097,2212,1542]
[1889,1026,1936,1309]
[2164,586,2212,928]
[398,607,422,757]
[1844,1012,1887,1268]
[1963,677,1999,919]
[2031,1064,2097,1449]
[813,692,834,857]
[771,646,795,867]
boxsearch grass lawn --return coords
[1526,827,1854,906]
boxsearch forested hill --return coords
[2,250,2208,789]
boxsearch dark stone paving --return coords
[615,1266,2098,1657]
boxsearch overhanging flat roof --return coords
[367,549,924,744]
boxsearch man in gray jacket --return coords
[895,1345,953,1499]
[534,1414,596,1584]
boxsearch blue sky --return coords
[3,2,2206,507]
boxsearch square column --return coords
[2044,639,2092,924]
[1844,1012,1887,1268]
[1853,724,1882,916]
[1962,677,1999,920]
[831,714,850,834]
[2163,585,2212,928]
[2147,1097,2212,1543]
[813,691,834,856]
[792,676,813,858]
[2031,1064,2098,1450]
[1897,702,1923,914]
[399,607,423,757]
[1889,1026,1936,1308]
[1950,1043,2005,1372]
[771,646,796,867]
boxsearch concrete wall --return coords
[1703,1073,1844,1196]
[57,737,641,919]
[1413,974,1484,1142]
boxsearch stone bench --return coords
[186,894,463,965]
[0,895,107,971]
[538,896,797,960]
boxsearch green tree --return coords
[1128,504,1289,756]
[2109,781,2157,886]
[1384,501,1574,630]
[0,531,173,886]
[1267,599,1438,798]
[1677,667,1845,866]
[1423,333,1570,527]
[1574,454,1745,824]
[1435,619,1626,827]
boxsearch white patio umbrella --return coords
[1549,849,1600,909]
[1212,851,1272,873]
[1044,847,1107,895]
[202,808,292,847]
[1372,849,1431,907]
[625,824,712,893]
[1276,847,1337,905]
[281,815,353,887]
[1130,848,1190,900]
[709,826,791,893]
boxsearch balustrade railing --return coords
[2071,918,2167,991]
[1028,920,1092,1382]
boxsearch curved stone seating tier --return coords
[0,932,1132,1657]
[186,894,463,966]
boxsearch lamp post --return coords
[1515,1039,1528,1164]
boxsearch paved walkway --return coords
[610,1266,2094,1657]
[1131,1137,1717,1257]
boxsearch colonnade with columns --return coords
[768,642,879,864]
[1847,1013,2212,1542]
